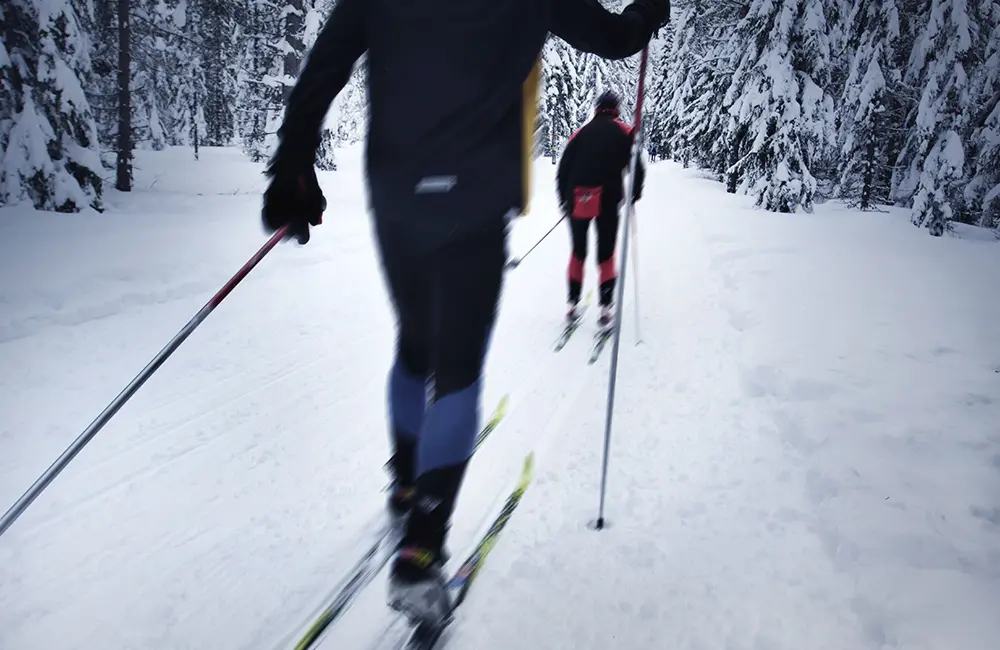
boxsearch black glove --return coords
[262,163,326,245]
[627,0,670,30]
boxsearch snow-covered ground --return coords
[1,145,998,650]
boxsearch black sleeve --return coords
[269,0,367,173]
[550,0,655,60]
[556,136,579,212]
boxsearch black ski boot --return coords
[388,461,467,626]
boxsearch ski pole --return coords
[0,225,290,539]
[593,45,649,531]
[630,195,642,345]
[505,215,566,270]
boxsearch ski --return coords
[474,394,509,449]
[448,451,534,607]
[587,325,615,364]
[396,452,536,650]
[553,290,593,352]
[292,516,403,650]
[287,394,510,650]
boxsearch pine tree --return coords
[238,0,279,161]
[674,1,744,177]
[0,1,30,157]
[721,0,837,213]
[965,0,1000,229]
[542,36,574,163]
[837,0,903,209]
[903,0,981,235]
[1,0,103,212]
[646,21,676,161]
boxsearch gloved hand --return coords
[627,0,670,30]
[262,163,326,245]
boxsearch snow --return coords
[1,147,999,650]
[172,0,187,28]
[1,92,56,205]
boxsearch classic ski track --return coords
[274,394,513,650]
[437,334,599,646]
[362,329,600,650]
[5,324,381,509]
[0,241,347,345]
[452,317,584,547]
[13,358,383,536]
[287,333,573,650]
[132,326,382,425]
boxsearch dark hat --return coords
[595,90,621,112]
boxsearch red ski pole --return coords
[0,225,290,538]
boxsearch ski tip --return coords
[519,452,535,488]
[496,394,510,418]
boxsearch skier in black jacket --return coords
[260,0,669,625]
[557,90,646,329]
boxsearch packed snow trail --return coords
[1,147,999,650]
[440,170,1000,650]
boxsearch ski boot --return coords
[388,545,453,627]
[566,300,581,324]
[387,483,416,519]
[388,462,466,628]
[598,304,615,331]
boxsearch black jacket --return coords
[556,111,646,216]
[272,0,661,249]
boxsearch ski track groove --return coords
[133,326,380,434]
[314,315,604,650]
[13,362,383,536]
[0,251,346,345]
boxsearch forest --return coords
[1,0,998,235]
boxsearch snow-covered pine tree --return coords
[164,0,209,157]
[79,0,115,158]
[645,20,673,161]
[672,1,744,177]
[1,0,38,202]
[568,50,597,132]
[205,0,241,146]
[542,36,574,163]
[237,0,279,161]
[125,0,170,153]
[965,0,1000,229]
[837,0,903,209]
[0,1,31,158]
[543,30,619,162]
[1,0,103,212]
[239,0,337,166]
[902,0,981,235]
[76,0,179,192]
[721,0,837,213]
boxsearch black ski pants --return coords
[376,217,507,480]
[567,209,620,307]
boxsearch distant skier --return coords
[260,0,669,628]
[557,90,646,329]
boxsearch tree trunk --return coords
[115,0,132,192]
